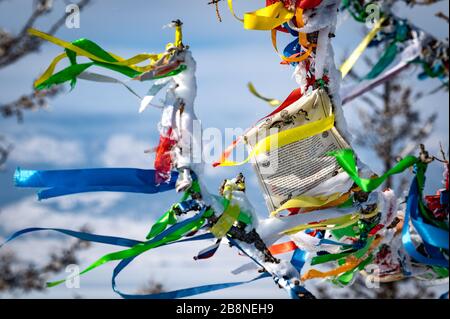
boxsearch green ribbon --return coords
[36,38,186,90]
[331,222,359,240]
[311,237,375,266]
[146,180,201,240]
[335,254,374,286]
[341,0,368,23]
[151,65,187,80]
[146,207,178,240]
[311,251,353,266]
[432,266,449,278]
[216,196,253,225]
[328,149,418,193]
[366,42,398,79]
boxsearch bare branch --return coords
[404,0,445,6]
[0,0,91,69]
[0,135,13,168]
[0,85,63,122]
[0,226,91,294]
[435,12,449,23]
[207,0,223,22]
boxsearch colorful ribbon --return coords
[210,204,241,238]
[328,149,418,193]
[402,164,449,267]
[112,233,271,299]
[302,235,382,281]
[269,241,298,255]
[0,216,262,299]
[248,82,281,106]
[227,236,314,299]
[271,192,351,217]
[339,16,386,78]
[146,208,178,240]
[47,206,212,287]
[228,1,295,31]
[216,113,335,167]
[14,168,179,200]
[28,28,184,90]
[213,87,303,167]
[0,227,143,249]
[282,208,379,236]
[365,42,398,79]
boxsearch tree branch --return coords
[0,0,91,68]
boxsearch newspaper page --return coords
[244,89,350,212]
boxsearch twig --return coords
[439,141,447,162]
[0,0,91,68]
[208,0,223,22]
[435,12,449,24]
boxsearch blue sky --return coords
[0,0,448,298]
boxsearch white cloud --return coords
[100,134,152,168]
[9,135,85,166]
[0,194,140,236]
[50,192,126,214]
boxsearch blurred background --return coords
[0,0,448,298]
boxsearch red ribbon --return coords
[266,0,323,10]
[269,241,298,255]
[212,87,303,167]
[259,87,303,120]
[154,128,177,184]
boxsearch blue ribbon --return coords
[14,168,179,200]
[290,249,306,273]
[0,227,143,249]
[0,224,248,299]
[402,177,449,267]
[110,232,272,299]
[113,255,270,299]
[318,238,358,248]
[283,38,302,67]
[283,22,299,37]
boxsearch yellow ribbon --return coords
[339,17,386,78]
[281,209,379,235]
[210,204,241,238]
[174,24,183,47]
[248,82,281,106]
[34,52,68,88]
[244,2,294,30]
[28,28,165,86]
[227,2,313,62]
[216,113,335,167]
[227,0,244,22]
[228,1,295,30]
[271,192,347,217]
[29,29,161,70]
[300,192,352,213]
